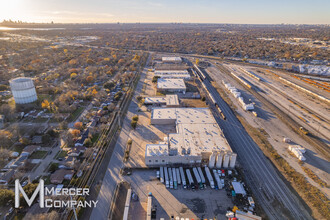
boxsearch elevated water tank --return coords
[10,77,37,104]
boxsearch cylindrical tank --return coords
[208,152,217,168]
[216,151,224,168]
[10,77,37,104]
[229,153,237,168]
[223,153,230,168]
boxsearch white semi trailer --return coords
[168,168,174,189]
[186,169,195,189]
[193,167,203,189]
[179,167,187,188]
[205,167,215,189]
[172,168,178,189]
[176,168,181,185]
[160,167,164,183]
[164,167,169,188]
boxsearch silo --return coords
[10,77,37,104]
[208,151,217,168]
[216,151,224,168]
[229,153,237,168]
[223,152,230,168]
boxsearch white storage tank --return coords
[208,151,217,168]
[10,77,37,104]
[223,153,230,168]
[216,151,224,168]
[229,153,237,168]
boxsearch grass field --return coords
[29,151,48,159]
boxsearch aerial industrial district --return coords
[90,55,329,220]
[2,54,329,220]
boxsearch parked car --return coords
[21,181,28,187]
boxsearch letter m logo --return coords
[15,179,44,208]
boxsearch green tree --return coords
[0,189,14,206]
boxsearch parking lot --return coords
[124,169,234,220]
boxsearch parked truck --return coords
[213,169,222,189]
[186,169,195,189]
[168,168,174,189]
[205,167,215,189]
[176,168,181,185]
[197,167,206,186]
[172,168,177,189]
[193,167,203,189]
[179,167,187,188]
[160,167,164,183]
[164,167,169,188]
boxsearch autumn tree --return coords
[74,122,83,130]
[86,76,94,83]
[70,129,81,137]
[41,100,50,109]
[70,73,77,79]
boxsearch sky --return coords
[0,0,329,24]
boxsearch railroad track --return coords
[216,63,330,159]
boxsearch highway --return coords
[198,70,313,219]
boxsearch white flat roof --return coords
[166,94,179,106]
[232,181,247,195]
[144,94,179,106]
[154,73,191,79]
[146,144,168,156]
[150,108,232,156]
[162,57,182,62]
[144,97,166,104]
[157,78,186,90]
[154,70,188,74]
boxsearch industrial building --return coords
[162,57,182,64]
[144,94,180,107]
[145,108,236,167]
[10,77,37,104]
[154,70,191,79]
[157,78,186,93]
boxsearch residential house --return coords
[50,169,75,184]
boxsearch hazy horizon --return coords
[1,0,329,25]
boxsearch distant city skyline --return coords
[1,0,329,24]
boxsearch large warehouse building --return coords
[162,57,182,64]
[145,108,236,167]
[144,94,180,107]
[154,70,191,79]
[157,78,186,93]
[9,77,37,104]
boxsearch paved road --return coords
[199,68,312,219]
[89,55,151,220]
[28,141,61,180]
